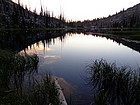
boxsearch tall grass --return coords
[28,75,60,105]
[0,49,60,105]
[87,59,140,105]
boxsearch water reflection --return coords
[1,29,140,104]
[0,30,67,51]
[21,33,140,104]
[1,29,140,53]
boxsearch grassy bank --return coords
[87,59,140,105]
[106,28,140,41]
[0,49,60,105]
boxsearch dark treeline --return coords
[0,0,66,29]
[68,3,140,29]
[1,0,140,29]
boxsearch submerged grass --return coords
[87,59,140,105]
[0,49,61,105]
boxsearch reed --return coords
[28,75,60,105]
[87,59,140,105]
[0,49,60,105]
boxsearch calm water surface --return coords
[23,33,140,104]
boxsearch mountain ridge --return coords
[93,3,140,28]
[0,0,140,29]
[69,3,140,28]
[0,0,66,29]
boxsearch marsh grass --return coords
[108,29,140,41]
[28,75,60,105]
[0,49,60,105]
[87,59,140,105]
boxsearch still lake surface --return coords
[22,33,140,104]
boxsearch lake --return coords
[21,32,140,104]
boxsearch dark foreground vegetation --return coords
[87,59,140,105]
[0,49,60,105]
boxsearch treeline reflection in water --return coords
[1,30,140,104]
[0,29,140,53]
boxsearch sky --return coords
[12,0,140,21]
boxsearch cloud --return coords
[43,61,56,65]
[44,55,61,59]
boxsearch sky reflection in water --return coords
[23,33,140,103]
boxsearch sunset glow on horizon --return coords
[12,0,140,21]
